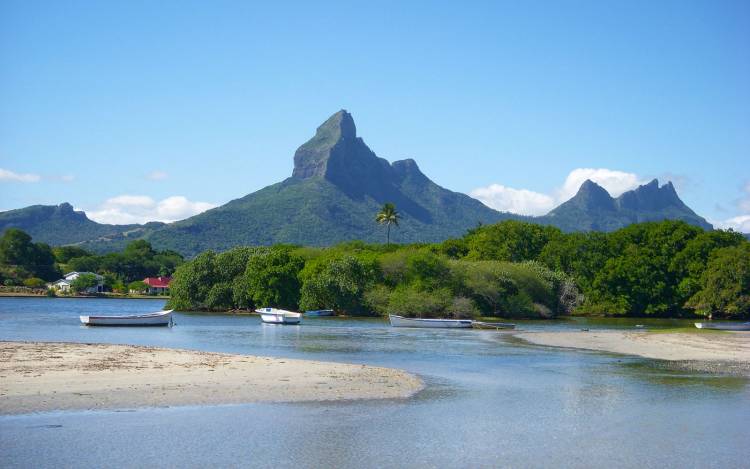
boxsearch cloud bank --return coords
[471,168,646,216]
[0,168,41,183]
[85,195,216,224]
[714,181,750,232]
[469,184,555,216]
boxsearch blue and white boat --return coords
[695,321,750,331]
[304,309,335,317]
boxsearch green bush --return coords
[299,255,378,314]
[22,277,46,288]
[387,285,453,317]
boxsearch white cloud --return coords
[147,170,169,180]
[0,168,40,183]
[714,181,750,233]
[471,167,646,215]
[557,168,645,201]
[85,195,216,224]
[713,215,750,233]
[470,184,555,216]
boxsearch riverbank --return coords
[0,342,423,415]
[516,330,750,374]
[0,292,167,299]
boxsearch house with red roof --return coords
[142,276,172,295]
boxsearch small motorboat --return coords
[80,309,173,327]
[256,308,302,325]
[388,314,473,328]
[304,309,335,317]
[471,321,516,330]
[695,322,750,331]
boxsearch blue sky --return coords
[1,0,749,230]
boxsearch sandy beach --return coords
[0,342,423,415]
[516,330,750,372]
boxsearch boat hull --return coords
[472,321,516,330]
[80,310,173,327]
[695,322,750,331]
[304,309,335,317]
[260,314,301,325]
[256,308,302,325]
[389,314,473,328]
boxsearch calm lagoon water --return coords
[1,298,748,468]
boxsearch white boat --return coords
[304,309,335,317]
[471,321,516,330]
[388,314,473,328]
[695,322,750,331]
[80,309,173,327]
[256,308,302,325]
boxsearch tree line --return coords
[0,228,183,292]
[167,220,749,318]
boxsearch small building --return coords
[49,272,105,293]
[143,276,172,295]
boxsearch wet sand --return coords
[0,342,423,415]
[516,330,750,373]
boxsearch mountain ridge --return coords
[0,110,713,255]
[538,178,711,232]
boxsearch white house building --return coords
[50,272,105,293]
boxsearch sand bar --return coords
[516,330,750,363]
[0,341,423,415]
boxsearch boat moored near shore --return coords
[695,322,750,331]
[388,314,473,328]
[304,309,335,317]
[80,309,173,327]
[256,308,302,325]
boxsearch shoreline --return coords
[0,293,168,300]
[0,341,423,415]
[515,330,750,375]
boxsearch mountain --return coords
[0,203,164,246]
[142,111,517,254]
[0,110,714,255]
[539,179,712,231]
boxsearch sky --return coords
[1,0,749,230]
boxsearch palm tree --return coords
[376,202,401,244]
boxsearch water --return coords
[1,298,748,468]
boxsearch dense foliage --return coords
[451,220,748,318]
[167,240,579,318]
[167,220,749,318]
[0,229,183,288]
[0,229,60,283]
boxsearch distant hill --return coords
[0,203,164,246]
[537,179,712,232]
[0,110,714,256]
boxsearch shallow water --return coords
[1,298,748,468]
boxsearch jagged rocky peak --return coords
[617,178,683,210]
[58,202,75,212]
[293,110,358,179]
[571,179,616,209]
[53,202,88,220]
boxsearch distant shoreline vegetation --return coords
[165,220,750,319]
[2,220,747,319]
[0,228,183,296]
